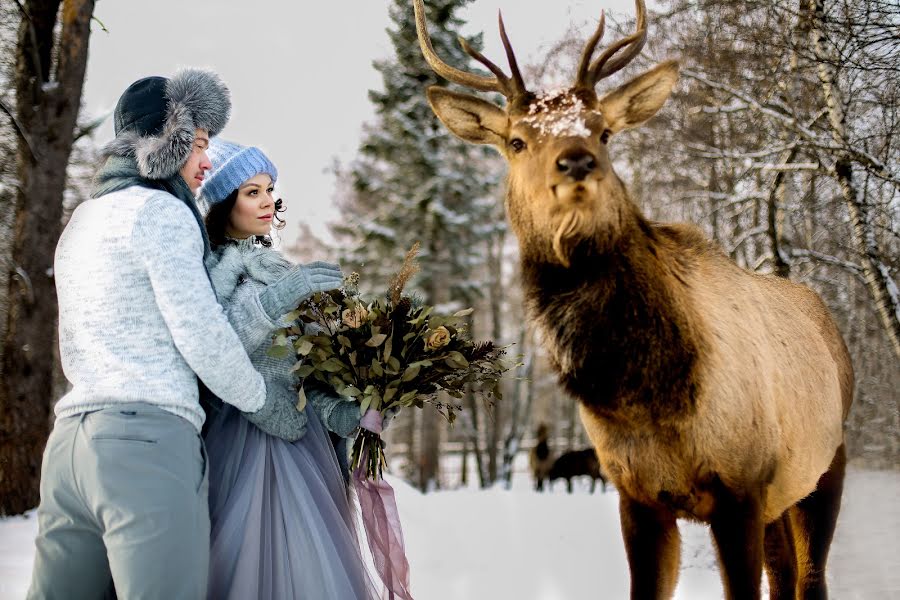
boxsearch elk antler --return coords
[412,0,528,100]
[575,0,647,90]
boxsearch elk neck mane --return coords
[519,206,711,424]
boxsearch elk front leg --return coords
[619,494,680,600]
[709,483,765,600]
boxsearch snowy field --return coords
[2,462,898,599]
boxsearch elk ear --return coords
[426,86,508,148]
[598,60,679,135]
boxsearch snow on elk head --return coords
[413,0,678,267]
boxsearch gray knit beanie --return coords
[201,139,278,204]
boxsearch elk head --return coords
[413,0,678,267]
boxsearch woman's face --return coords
[226,173,276,239]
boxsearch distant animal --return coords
[528,423,553,491]
[548,448,608,493]
[414,0,854,598]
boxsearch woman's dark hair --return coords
[205,187,286,249]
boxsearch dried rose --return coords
[425,326,451,351]
[342,305,368,328]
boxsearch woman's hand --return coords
[259,261,343,320]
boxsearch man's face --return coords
[179,129,212,193]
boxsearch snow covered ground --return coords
[2,464,897,599]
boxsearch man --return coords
[27,69,342,599]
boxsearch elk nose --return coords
[556,150,597,181]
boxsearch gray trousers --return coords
[27,403,209,600]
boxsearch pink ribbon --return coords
[354,410,414,600]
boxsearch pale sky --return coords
[82,0,644,247]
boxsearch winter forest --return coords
[0,0,898,598]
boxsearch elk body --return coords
[413,1,853,598]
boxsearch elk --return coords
[529,423,553,491]
[412,1,854,598]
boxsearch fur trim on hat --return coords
[166,68,231,137]
[102,68,231,179]
[134,103,195,179]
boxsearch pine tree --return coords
[333,0,504,491]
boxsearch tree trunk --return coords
[500,324,534,487]
[565,394,579,451]
[484,231,504,482]
[459,436,468,487]
[418,403,441,492]
[807,0,900,361]
[416,225,443,492]
[766,145,799,279]
[403,408,418,482]
[463,389,487,488]
[0,0,95,517]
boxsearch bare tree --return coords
[804,0,900,358]
[0,0,96,516]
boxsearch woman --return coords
[199,140,381,599]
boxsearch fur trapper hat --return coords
[103,68,231,179]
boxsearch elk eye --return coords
[599,129,611,145]
[509,138,526,153]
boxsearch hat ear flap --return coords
[135,103,195,179]
[166,68,231,137]
[101,130,140,159]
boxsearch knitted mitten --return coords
[243,374,308,441]
[258,261,343,321]
[305,384,360,438]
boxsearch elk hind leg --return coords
[620,494,680,599]
[764,513,797,600]
[791,444,846,600]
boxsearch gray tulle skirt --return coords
[204,404,380,600]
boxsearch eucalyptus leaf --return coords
[295,339,314,356]
[321,358,345,373]
[383,334,393,361]
[447,351,469,367]
[401,364,421,382]
[292,364,315,378]
[266,345,291,359]
[366,333,388,347]
[296,386,308,412]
